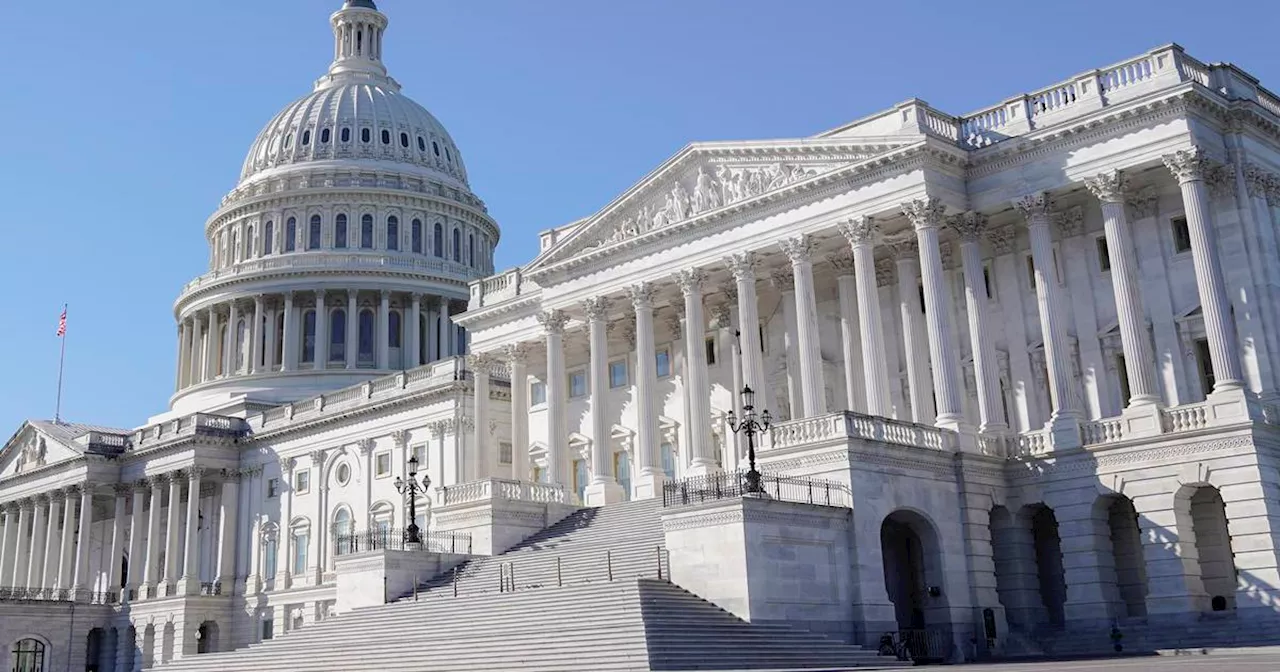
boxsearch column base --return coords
[1121,398,1163,438]
[584,480,627,507]
[935,414,979,452]
[1204,385,1257,425]
[1045,411,1082,450]
[632,470,666,501]
[685,459,721,478]
[179,576,201,596]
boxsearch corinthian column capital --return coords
[536,309,569,335]
[777,235,813,265]
[1013,191,1052,221]
[1084,170,1128,204]
[948,211,989,243]
[1162,147,1211,184]
[580,296,611,322]
[837,216,876,246]
[901,197,945,230]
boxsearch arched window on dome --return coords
[247,224,256,259]
[320,128,331,144]
[301,310,316,364]
[301,129,311,147]
[236,318,248,373]
[445,147,452,162]
[341,128,351,143]
[231,230,240,264]
[411,219,423,254]
[264,221,275,255]
[275,313,285,369]
[399,132,409,148]
[285,218,297,253]
[334,214,348,249]
[308,215,322,251]
[381,130,391,145]
[433,222,444,258]
[361,128,371,144]
[358,309,375,367]
[417,136,426,152]
[468,232,476,267]
[432,141,440,157]
[386,216,399,251]
[330,309,346,364]
[452,227,461,261]
[361,215,374,249]
[284,133,293,149]
[389,311,402,368]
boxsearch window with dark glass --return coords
[432,141,440,156]
[361,214,374,249]
[381,129,391,145]
[308,215,321,250]
[445,147,452,162]
[433,222,444,257]
[285,218,297,252]
[301,129,311,146]
[389,311,402,348]
[341,127,351,143]
[331,309,346,363]
[301,310,316,363]
[418,136,426,152]
[655,349,671,377]
[335,214,348,249]
[358,310,375,365]
[320,128,331,144]
[1172,216,1192,253]
[387,216,399,251]
[400,132,409,148]
[264,221,275,255]
[411,219,423,253]
[452,228,461,260]
[468,233,476,266]
[1097,237,1111,272]
[361,128,371,143]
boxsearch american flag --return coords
[56,307,67,338]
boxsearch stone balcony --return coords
[179,250,477,299]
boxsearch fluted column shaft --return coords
[315,289,329,369]
[539,311,569,487]
[177,321,191,390]
[346,290,359,369]
[10,505,31,588]
[189,318,204,385]
[835,272,863,413]
[56,489,76,591]
[41,495,61,590]
[727,253,767,396]
[1164,149,1245,391]
[839,219,893,417]
[0,508,14,586]
[224,301,240,376]
[205,307,221,380]
[250,297,265,374]
[679,270,718,473]
[409,294,422,368]
[142,478,163,593]
[125,486,145,596]
[439,297,453,359]
[630,284,661,484]
[472,357,491,480]
[956,224,1007,432]
[904,200,965,426]
[378,291,391,369]
[217,475,239,590]
[164,474,182,587]
[774,276,802,416]
[895,248,932,423]
[73,487,94,590]
[584,301,616,485]
[508,346,530,481]
[779,236,827,417]
[181,470,203,593]
[26,499,47,588]
[106,492,126,593]
[281,293,297,372]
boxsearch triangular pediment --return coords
[0,422,89,478]
[523,139,913,274]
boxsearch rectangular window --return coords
[573,459,588,503]
[1116,353,1131,406]
[410,444,427,469]
[609,360,628,388]
[530,380,547,406]
[262,618,274,641]
[569,370,587,398]
[1026,255,1037,289]
[263,539,278,577]
[267,478,279,499]
[1096,236,1111,272]
[655,349,671,378]
[705,337,718,366]
[293,469,310,495]
[375,452,392,478]
[293,534,309,575]
[1172,216,1192,253]
[982,264,995,301]
[1194,337,1215,395]
[387,221,400,251]
[660,442,676,480]
[499,442,513,465]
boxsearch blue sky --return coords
[0,0,1276,434]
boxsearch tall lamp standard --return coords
[726,385,771,493]
[394,455,431,549]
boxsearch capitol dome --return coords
[169,0,498,416]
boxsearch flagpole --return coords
[55,303,67,425]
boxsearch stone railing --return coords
[438,478,567,506]
[1161,402,1210,433]
[767,411,956,453]
[132,413,251,450]
[469,267,542,309]
[1081,417,1126,446]
[1013,430,1051,458]
[77,431,131,455]
[181,251,476,295]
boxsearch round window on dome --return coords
[361,128,371,143]
[381,130,391,145]
[341,128,351,143]
[417,136,426,152]
[336,463,351,486]
[320,128,331,144]
[400,132,409,148]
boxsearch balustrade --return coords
[766,411,956,453]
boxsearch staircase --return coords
[412,498,667,598]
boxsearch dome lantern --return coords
[326,0,391,85]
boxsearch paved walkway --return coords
[948,651,1280,671]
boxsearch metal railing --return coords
[879,628,951,663]
[661,470,852,509]
[334,528,473,556]
[0,587,119,604]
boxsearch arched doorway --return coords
[1027,504,1067,626]
[84,629,104,672]
[1186,486,1236,611]
[196,621,219,654]
[880,510,950,662]
[1099,495,1148,618]
[12,638,46,672]
[141,624,156,669]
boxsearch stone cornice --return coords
[1007,431,1256,483]
[247,378,470,444]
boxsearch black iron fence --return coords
[0,587,119,604]
[661,470,852,509]
[333,528,473,556]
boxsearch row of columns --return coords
[175,292,463,391]
[0,486,93,593]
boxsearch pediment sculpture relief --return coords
[15,435,47,473]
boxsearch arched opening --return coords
[334,214,348,249]
[285,217,297,253]
[332,507,354,557]
[433,222,444,257]
[411,219,423,254]
[881,510,951,662]
[13,637,46,672]
[388,311,403,369]
[120,627,136,672]
[451,228,461,261]
[100,628,117,672]
[235,318,248,373]
[1188,486,1236,611]
[84,629,104,672]
[361,215,374,249]
[1027,504,1067,626]
[300,309,316,364]
[468,232,476,266]
[196,621,219,655]
[142,624,156,668]
[990,505,1036,630]
[308,215,322,250]
[161,622,175,665]
[291,518,311,578]
[330,309,347,364]
[358,309,376,367]
[387,216,399,251]
[1099,494,1148,618]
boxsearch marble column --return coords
[124,484,145,598]
[181,468,204,594]
[164,473,183,590]
[725,252,767,401]
[583,298,624,505]
[469,353,493,480]
[1163,148,1246,393]
[1015,193,1083,448]
[107,489,127,594]
[831,255,865,413]
[41,493,61,590]
[408,294,422,369]
[281,293,296,372]
[73,486,94,591]
[891,237,933,423]
[838,217,893,417]
[205,306,221,380]
[951,213,1007,433]
[315,289,329,370]
[10,502,31,588]
[677,269,718,474]
[714,298,745,468]
[177,321,191,390]
[56,488,76,591]
[1085,170,1161,408]
[439,297,452,359]
[505,344,531,481]
[771,270,803,418]
[378,291,391,369]
[902,198,967,433]
[26,497,48,588]
[217,471,239,593]
[265,306,279,370]
[0,506,13,587]
[142,477,163,596]
[224,300,240,376]
[779,235,828,417]
[250,295,265,374]
[346,290,359,369]
[628,282,663,498]
[189,318,204,385]
[537,310,569,488]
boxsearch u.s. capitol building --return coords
[3,1,1280,670]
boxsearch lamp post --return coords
[726,385,771,493]
[394,455,431,548]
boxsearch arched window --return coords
[386,216,399,251]
[445,147,452,162]
[389,311,402,350]
[361,128,371,143]
[12,638,46,672]
[331,309,347,363]
[411,219,423,254]
[417,136,426,152]
[264,220,275,255]
[433,222,444,258]
[369,502,394,541]
[358,309,375,366]
[452,228,461,261]
[283,133,292,149]
[468,232,476,266]
[261,523,279,578]
[231,230,239,263]
[340,127,351,143]
[334,214,348,249]
[361,215,374,249]
[247,224,256,258]
[381,129,391,145]
[320,128,331,144]
[236,318,248,373]
[284,218,297,252]
[308,215,321,250]
[432,141,440,157]
[301,309,316,364]
[301,129,311,146]
[291,519,310,576]
[400,132,409,148]
[332,508,354,555]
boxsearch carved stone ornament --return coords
[356,437,376,455]
[777,235,813,265]
[939,242,957,271]
[16,435,47,472]
[1126,186,1159,220]
[724,252,755,283]
[901,197,945,230]
[1162,147,1211,183]
[626,282,655,310]
[1265,174,1280,207]
[613,321,637,348]
[949,212,988,243]
[536,309,569,335]
[665,314,683,340]
[674,268,706,297]
[1054,205,1084,238]
[391,430,410,450]
[278,457,295,474]
[1083,170,1127,204]
[988,225,1016,256]
[837,216,876,246]
[886,235,918,261]
[466,352,496,371]
[1205,164,1236,198]
[1243,163,1270,199]
[827,252,856,274]
[770,268,796,292]
[874,258,896,287]
[580,296,610,322]
[710,303,733,329]
[1013,192,1051,221]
